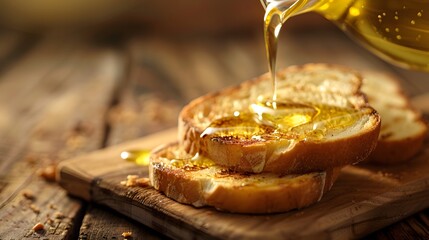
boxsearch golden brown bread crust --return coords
[179,64,381,174]
[205,167,341,213]
[371,106,427,164]
[149,143,342,214]
[362,71,428,164]
[369,132,427,164]
[200,120,380,174]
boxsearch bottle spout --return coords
[260,0,298,10]
[260,0,320,18]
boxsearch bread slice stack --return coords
[149,64,382,213]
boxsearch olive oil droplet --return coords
[120,150,151,166]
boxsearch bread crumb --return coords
[128,175,138,180]
[22,190,35,200]
[32,222,44,231]
[54,211,65,219]
[136,177,150,187]
[38,165,57,182]
[30,204,40,214]
[121,175,138,187]
[120,175,150,187]
[49,203,57,210]
[122,231,132,238]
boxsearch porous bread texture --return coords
[362,71,428,164]
[149,143,341,214]
[179,64,381,174]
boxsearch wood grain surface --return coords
[0,35,127,239]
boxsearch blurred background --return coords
[0,1,429,239]
[0,0,265,34]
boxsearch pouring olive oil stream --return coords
[121,0,428,169]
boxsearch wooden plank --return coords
[79,205,164,240]
[58,123,429,240]
[368,208,429,239]
[0,35,126,239]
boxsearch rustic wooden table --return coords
[0,25,428,239]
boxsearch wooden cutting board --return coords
[58,128,429,240]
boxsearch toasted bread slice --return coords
[149,143,341,213]
[179,64,381,174]
[362,71,428,164]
